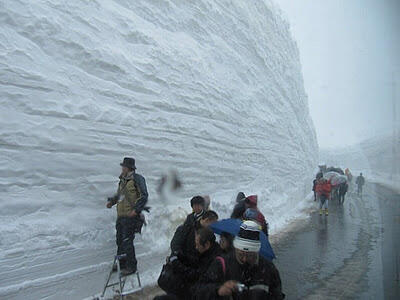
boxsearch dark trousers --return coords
[116,217,137,270]
[339,192,346,203]
[357,185,363,195]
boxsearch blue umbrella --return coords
[211,218,242,235]
[211,218,276,261]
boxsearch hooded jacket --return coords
[315,179,332,198]
[171,220,202,265]
[171,242,222,299]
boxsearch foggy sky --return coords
[278,0,400,149]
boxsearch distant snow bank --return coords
[365,173,400,194]
[320,134,400,193]
[0,0,317,299]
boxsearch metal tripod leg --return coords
[101,256,117,297]
[101,254,141,299]
[116,256,127,300]
[101,254,127,299]
[136,271,141,287]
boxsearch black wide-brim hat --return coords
[120,157,136,169]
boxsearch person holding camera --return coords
[157,211,219,298]
[106,157,148,276]
[157,227,222,299]
[193,220,284,300]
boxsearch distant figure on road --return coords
[356,173,365,196]
[338,182,348,204]
[312,179,317,201]
[313,172,323,201]
[345,168,353,183]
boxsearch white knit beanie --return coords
[233,220,261,252]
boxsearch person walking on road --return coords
[338,182,348,204]
[356,173,365,196]
[312,179,317,201]
[313,172,323,202]
[106,157,148,275]
[316,177,331,216]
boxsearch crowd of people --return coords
[312,166,366,216]
[106,157,284,299]
[104,157,367,299]
[156,193,284,300]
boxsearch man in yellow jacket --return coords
[107,157,148,275]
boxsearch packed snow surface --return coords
[0,0,317,298]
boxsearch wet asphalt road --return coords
[274,183,400,299]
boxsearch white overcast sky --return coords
[278,0,400,149]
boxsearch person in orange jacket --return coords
[315,177,332,216]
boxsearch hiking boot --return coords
[319,209,323,215]
[325,209,329,216]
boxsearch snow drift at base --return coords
[0,0,317,299]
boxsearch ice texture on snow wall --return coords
[0,0,317,299]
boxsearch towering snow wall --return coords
[0,0,317,298]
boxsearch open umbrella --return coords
[324,171,340,181]
[331,175,347,186]
[325,172,347,186]
[210,218,276,261]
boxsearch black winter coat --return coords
[312,179,317,192]
[171,242,222,298]
[192,252,284,300]
[338,183,348,195]
[170,220,201,265]
[231,200,247,219]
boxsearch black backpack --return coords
[157,261,186,297]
